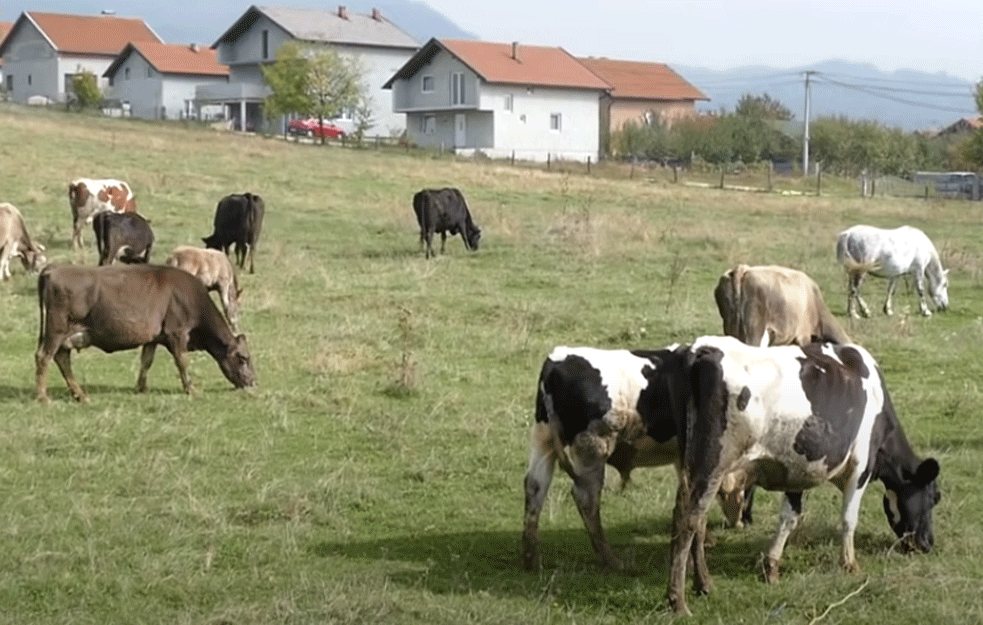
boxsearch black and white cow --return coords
[666,336,941,616]
[522,345,746,572]
[92,211,154,265]
[412,188,481,258]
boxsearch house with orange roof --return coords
[0,22,13,89]
[205,5,419,134]
[577,57,708,154]
[384,38,611,162]
[0,11,162,105]
[103,42,229,120]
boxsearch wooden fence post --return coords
[547,153,551,171]
[719,166,725,189]
[672,165,678,183]
[767,161,773,192]
[587,156,591,175]
[816,164,822,196]
[510,150,515,166]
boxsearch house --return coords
[204,5,419,134]
[384,39,611,162]
[104,42,228,120]
[577,57,708,154]
[0,22,13,90]
[0,11,162,105]
[936,116,983,137]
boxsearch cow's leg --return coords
[567,429,621,569]
[136,344,156,392]
[34,346,54,402]
[883,276,900,316]
[52,347,87,402]
[164,336,195,394]
[912,270,932,316]
[424,232,435,259]
[221,283,240,333]
[247,243,255,275]
[667,474,697,616]
[522,422,556,571]
[762,492,802,583]
[838,475,868,574]
[0,243,11,280]
[72,217,84,251]
[440,232,447,254]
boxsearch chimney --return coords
[511,41,520,62]
[100,9,116,15]
[190,43,199,53]
[338,5,348,19]
[371,8,381,20]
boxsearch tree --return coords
[734,93,794,121]
[71,70,101,111]
[262,40,370,143]
[350,93,376,146]
[960,79,983,167]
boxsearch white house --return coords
[0,22,13,90]
[104,42,228,120]
[203,5,419,134]
[384,38,611,162]
[0,11,162,105]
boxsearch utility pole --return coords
[802,71,817,175]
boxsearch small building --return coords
[577,57,708,154]
[205,4,419,134]
[104,42,228,120]
[384,38,610,162]
[0,11,162,105]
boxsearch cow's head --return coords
[219,333,256,389]
[883,457,940,553]
[68,182,89,209]
[18,242,47,273]
[466,225,481,252]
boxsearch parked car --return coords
[287,117,345,139]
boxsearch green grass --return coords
[1,102,982,624]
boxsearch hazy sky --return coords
[424,0,983,82]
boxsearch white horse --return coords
[835,225,949,318]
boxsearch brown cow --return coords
[714,264,850,348]
[0,203,46,280]
[35,264,255,402]
[165,245,242,332]
[68,178,136,250]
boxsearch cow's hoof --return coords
[842,560,861,574]
[762,557,780,584]
[36,394,50,404]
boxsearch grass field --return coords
[1,103,982,624]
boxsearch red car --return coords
[287,117,345,139]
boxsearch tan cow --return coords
[165,245,242,332]
[68,178,136,250]
[714,264,850,348]
[0,203,46,280]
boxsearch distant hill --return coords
[0,0,478,47]
[673,59,977,132]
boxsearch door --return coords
[455,113,466,148]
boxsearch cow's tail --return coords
[93,213,108,262]
[714,264,747,338]
[36,267,50,348]
[816,295,852,344]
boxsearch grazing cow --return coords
[666,336,940,616]
[714,264,851,348]
[522,345,746,572]
[92,211,154,265]
[0,203,46,280]
[203,193,265,274]
[68,178,136,250]
[412,188,481,258]
[714,264,852,527]
[35,264,256,402]
[836,224,949,317]
[165,245,242,332]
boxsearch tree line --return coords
[611,90,983,177]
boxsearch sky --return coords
[423,0,983,83]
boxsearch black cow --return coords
[92,211,154,265]
[412,188,481,258]
[666,336,940,616]
[203,192,265,274]
[35,264,255,402]
[522,345,747,572]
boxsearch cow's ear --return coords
[36,243,46,251]
[914,458,940,486]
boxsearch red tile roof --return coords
[0,21,12,67]
[437,39,610,90]
[578,57,708,101]
[17,11,162,56]
[107,42,228,77]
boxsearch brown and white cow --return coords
[35,264,255,402]
[165,245,242,332]
[714,264,850,348]
[0,203,46,280]
[68,178,136,250]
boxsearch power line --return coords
[814,75,976,114]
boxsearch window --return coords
[262,30,269,59]
[5,75,12,92]
[64,73,75,94]
[420,115,436,134]
[550,113,562,131]
[147,65,153,77]
[27,74,32,86]
[451,72,464,106]
[503,93,513,112]
[124,67,130,80]
[421,75,434,93]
